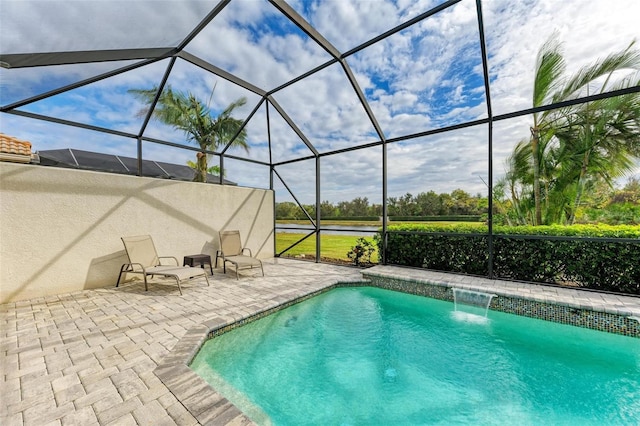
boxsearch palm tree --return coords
[528,34,568,225]
[505,35,640,225]
[552,76,640,223]
[130,85,249,182]
[186,160,222,177]
[502,139,536,224]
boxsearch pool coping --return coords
[362,265,640,337]
[154,266,640,425]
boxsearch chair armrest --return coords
[123,262,146,273]
[159,256,179,266]
[241,248,253,257]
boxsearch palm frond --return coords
[557,40,640,100]
[533,32,566,109]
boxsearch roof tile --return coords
[0,133,32,155]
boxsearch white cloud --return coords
[0,1,213,54]
[305,0,400,52]
[1,0,639,205]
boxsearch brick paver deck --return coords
[0,259,362,425]
[2,259,639,425]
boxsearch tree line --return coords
[277,178,640,224]
[276,189,488,220]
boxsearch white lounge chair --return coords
[215,230,264,279]
[116,235,210,295]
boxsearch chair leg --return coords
[204,273,210,287]
[143,275,149,291]
[116,264,128,287]
[235,265,239,280]
[175,278,183,295]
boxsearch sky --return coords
[1,0,640,205]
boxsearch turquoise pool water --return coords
[190,287,640,425]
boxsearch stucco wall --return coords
[0,162,274,304]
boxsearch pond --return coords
[276,223,380,237]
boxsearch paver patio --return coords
[0,259,363,425]
[2,259,639,425]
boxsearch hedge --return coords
[379,223,640,295]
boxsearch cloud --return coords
[185,1,333,91]
[0,1,213,53]
[302,0,400,52]
[1,0,639,205]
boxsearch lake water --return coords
[276,224,380,237]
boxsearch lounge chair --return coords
[116,235,210,295]
[215,230,264,279]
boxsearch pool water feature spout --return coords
[453,288,496,318]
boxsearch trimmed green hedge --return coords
[380,223,640,295]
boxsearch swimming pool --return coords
[190,286,640,425]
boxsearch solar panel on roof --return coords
[72,149,128,173]
[36,148,235,184]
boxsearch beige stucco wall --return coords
[0,162,274,304]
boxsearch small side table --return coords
[183,254,213,274]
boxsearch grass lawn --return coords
[275,220,481,263]
[276,232,379,263]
